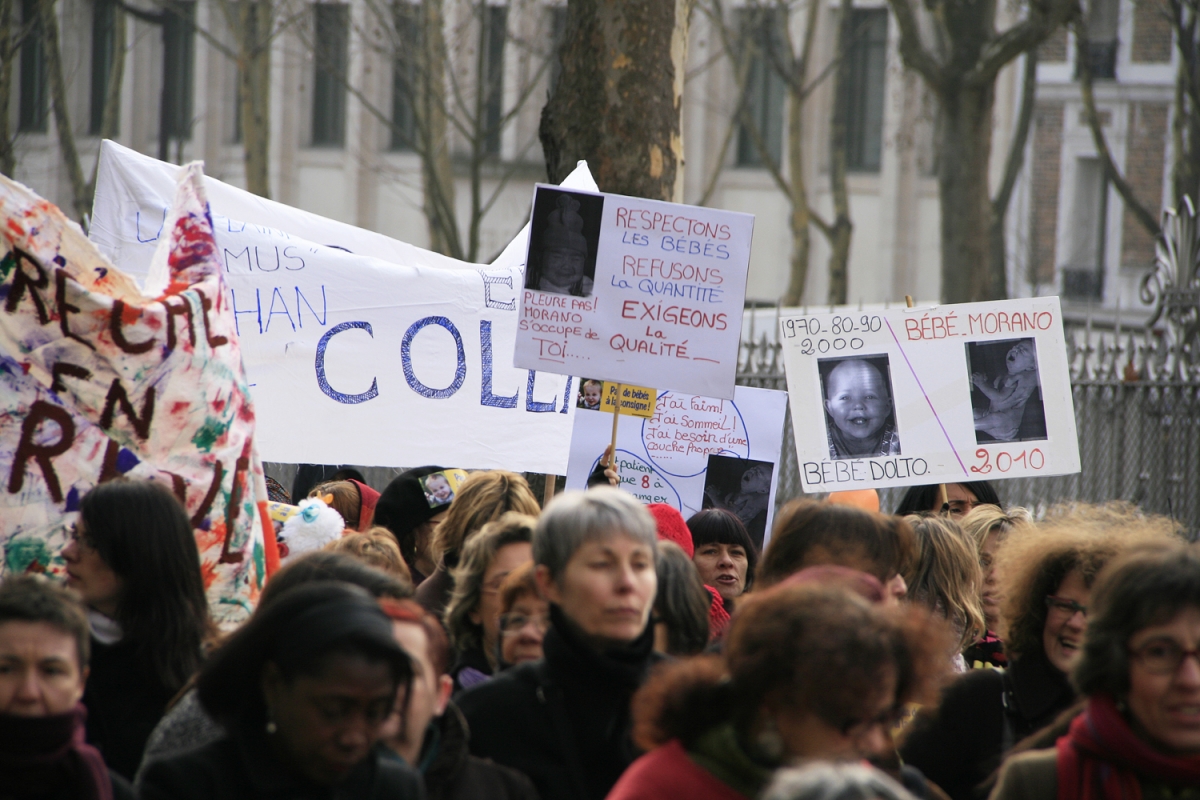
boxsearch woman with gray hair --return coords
[457,488,661,800]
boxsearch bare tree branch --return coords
[885,0,944,90]
[992,48,1037,215]
[1075,18,1162,237]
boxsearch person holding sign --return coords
[822,358,901,460]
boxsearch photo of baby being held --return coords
[818,355,901,460]
[966,338,1047,444]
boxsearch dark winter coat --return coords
[899,650,1075,800]
[410,702,539,800]
[457,605,663,800]
[139,728,424,800]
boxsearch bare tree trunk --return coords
[937,83,996,303]
[987,50,1037,300]
[1169,0,1200,209]
[824,0,854,305]
[418,0,457,256]
[0,0,18,176]
[1075,20,1161,237]
[888,0,1076,303]
[238,1,272,198]
[41,0,90,223]
[541,0,692,200]
[783,86,811,305]
[98,3,124,142]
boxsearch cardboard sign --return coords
[89,141,586,473]
[0,166,271,624]
[565,386,788,551]
[513,185,753,400]
[779,298,1081,492]
[574,380,658,417]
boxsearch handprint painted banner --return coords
[0,164,274,625]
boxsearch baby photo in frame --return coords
[817,354,901,461]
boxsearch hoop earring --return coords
[755,718,784,762]
[265,709,278,735]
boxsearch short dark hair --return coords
[0,575,90,669]
[80,479,211,692]
[758,500,915,588]
[687,508,759,588]
[654,541,711,656]
[894,482,1000,516]
[1073,542,1200,698]
[259,551,412,608]
[197,582,411,728]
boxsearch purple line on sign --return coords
[884,319,967,475]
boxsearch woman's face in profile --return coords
[262,652,398,785]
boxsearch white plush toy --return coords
[277,497,345,564]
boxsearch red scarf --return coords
[0,704,112,800]
[1056,694,1200,800]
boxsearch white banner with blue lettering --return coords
[88,141,582,472]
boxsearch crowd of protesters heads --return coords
[13,466,1200,800]
[899,502,1184,800]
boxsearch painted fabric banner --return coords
[0,165,272,625]
[779,298,1081,492]
[90,141,584,472]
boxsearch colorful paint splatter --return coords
[0,165,275,625]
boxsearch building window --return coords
[479,5,506,156]
[18,0,47,133]
[90,0,118,135]
[1082,0,1119,80]
[312,3,349,147]
[844,9,888,173]
[735,7,786,168]
[162,2,196,140]
[1062,157,1108,300]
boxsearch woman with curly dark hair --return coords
[899,504,1181,800]
[992,541,1200,798]
[606,583,948,800]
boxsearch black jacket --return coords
[899,650,1075,800]
[457,605,663,800]
[413,702,539,800]
[138,728,424,800]
[82,637,176,780]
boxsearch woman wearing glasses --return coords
[443,513,535,692]
[991,541,1200,798]
[900,504,1180,800]
[61,479,212,780]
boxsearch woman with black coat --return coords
[138,582,423,800]
[457,488,662,800]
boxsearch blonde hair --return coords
[444,512,536,655]
[995,502,1183,660]
[959,504,1033,555]
[324,528,412,585]
[433,471,540,560]
[903,515,986,649]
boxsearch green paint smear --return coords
[253,541,265,590]
[0,252,15,280]
[192,416,231,451]
[5,538,52,574]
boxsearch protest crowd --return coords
[6,466,1200,800]
[2,152,1198,800]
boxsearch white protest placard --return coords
[89,141,587,473]
[779,298,1080,492]
[565,386,788,550]
[513,185,754,400]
